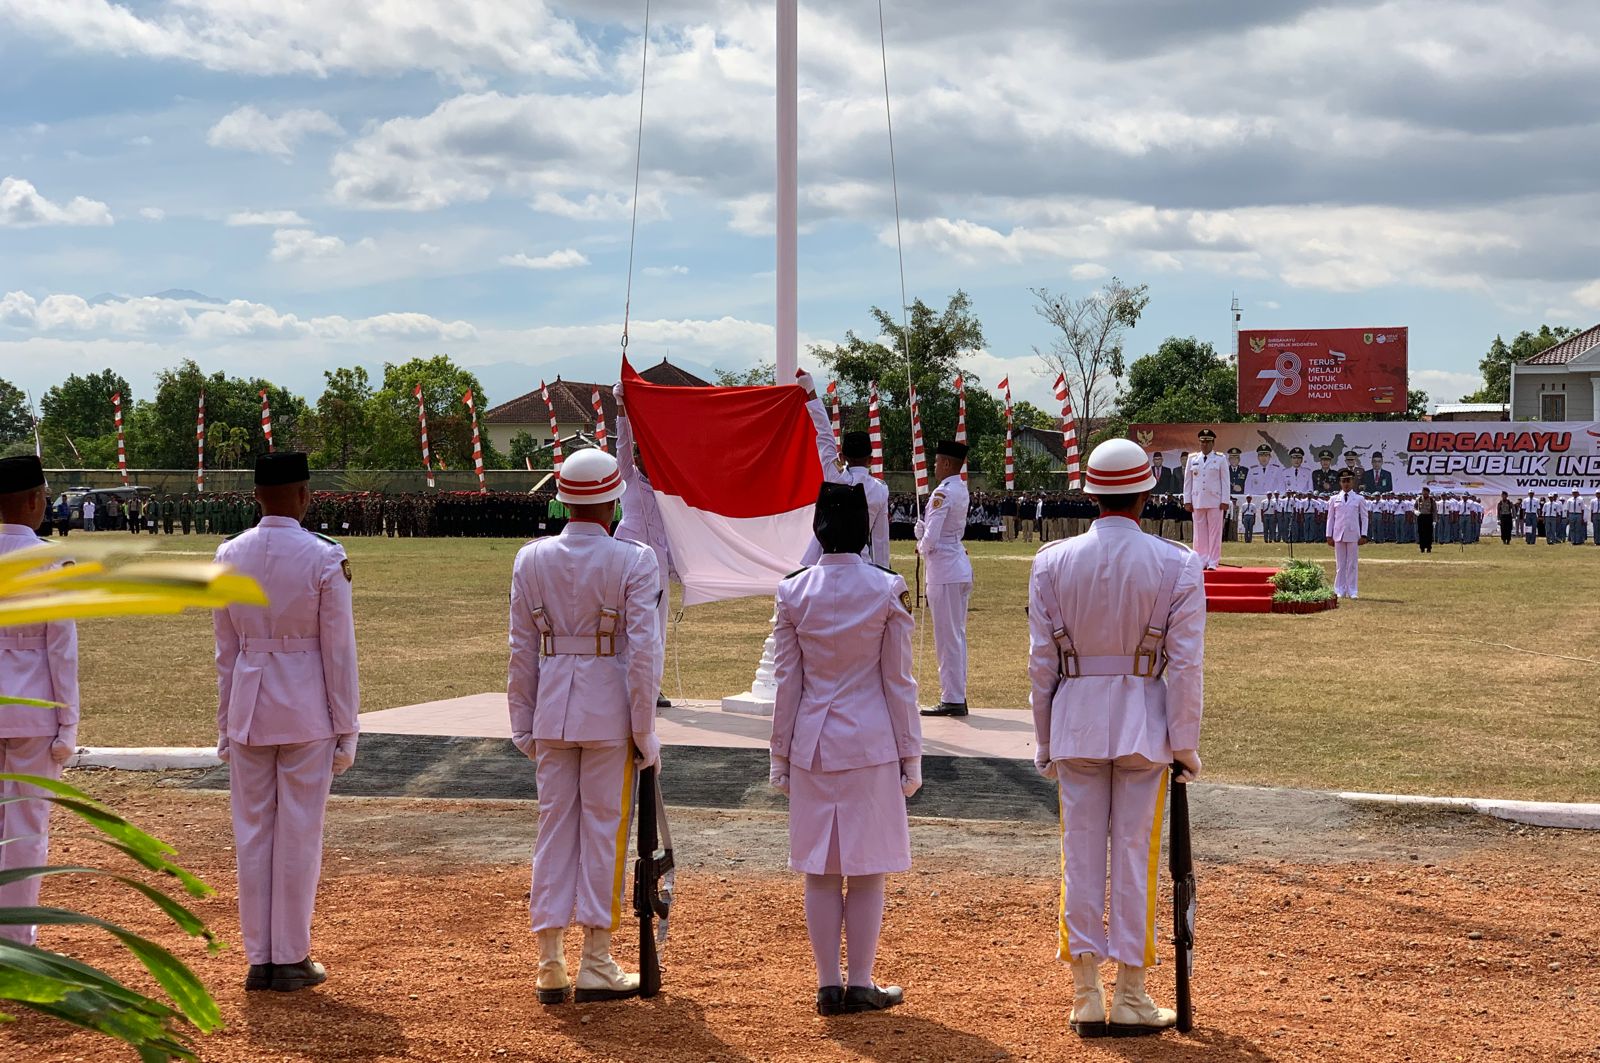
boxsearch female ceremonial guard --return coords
[770,482,921,1015]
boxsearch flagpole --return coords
[775,0,797,382]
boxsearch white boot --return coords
[1108,963,1176,1036]
[536,928,570,1004]
[574,927,640,1003]
[1068,952,1107,1037]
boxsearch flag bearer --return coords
[918,441,972,718]
[612,381,680,708]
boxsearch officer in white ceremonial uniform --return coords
[918,441,973,718]
[797,371,889,566]
[613,382,678,708]
[214,453,359,992]
[1325,470,1369,599]
[1182,429,1229,569]
[771,482,920,1015]
[1030,438,1205,1039]
[509,448,662,1005]
[0,456,79,947]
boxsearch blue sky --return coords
[4,0,1599,418]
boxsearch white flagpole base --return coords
[722,608,780,716]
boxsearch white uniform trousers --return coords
[926,581,971,704]
[1191,507,1223,568]
[229,739,336,965]
[1333,542,1360,598]
[530,741,635,932]
[1057,757,1169,968]
[0,737,60,945]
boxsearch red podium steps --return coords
[1203,566,1278,613]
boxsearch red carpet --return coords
[1204,566,1278,613]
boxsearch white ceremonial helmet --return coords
[1084,438,1158,495]
[556,447,628,505]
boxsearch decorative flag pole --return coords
[260,389,274,452]
[954,373,968,481]
[195,389,206,492]
[464,389,487,494]
[868,380,884,479]
[414,384,435,488]
[910,383,929,497]
[1000,376,1015,491]
[825,380,841,446]
[540,380,564,470]
[112,392,129,485]
[1053,372,1082,490]
[592,384,608,453]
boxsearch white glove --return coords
[612,381,625,410]
[1173,748,1202,783]
[50,738,74,766]
[332,733,358,776]
[899,757,922,798]
[914,520,927,540]
[1034,749,1057,780]
[633,732,661,769]
[512,732,537,761]
[795,370,815,396]
[216,737,231,763]
[769,754,790,795]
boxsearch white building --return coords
[1509,324,1600,421]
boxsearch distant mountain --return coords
[145,289,226,304]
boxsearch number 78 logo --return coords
[1256,351,1302,407]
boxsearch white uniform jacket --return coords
[1243,461,1284,500]
[1183,452,1229,509]
[1282,465,1313,494]
[1028,516,1206,764]
[917,477,972,585]
[1327,490,1369,542]
[802,398,890,567]
[770,555,920,772]
[0,525,78,743]
[214,517,359,746]
[508,521,661,749]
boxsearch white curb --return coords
[69,747,221,771]
[1338,791,1600,831]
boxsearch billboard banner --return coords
[1237,327,1408,415]
[1130,422,1600,497]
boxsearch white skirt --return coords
[788,761,911,876]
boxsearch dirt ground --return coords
[3,773,1597,1063]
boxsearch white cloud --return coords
[207,106,342,159]
[138,207,165,221]
[1410,368,1483,403]
[531,190,667,222]
[227,209,309,227]
[269,228,345,262]
[1572,280,1600,311]
[642,265,689,277]
[0,176,113,228]
[1069,263,1108,280]
[500,249,589,271]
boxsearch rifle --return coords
[1169,766,1196,1033]
[632,764,675,999]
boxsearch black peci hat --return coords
[255,452,311,487]
[0,455,45,494]
[841,431,872,461]
[935,440,969,461]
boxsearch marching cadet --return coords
[1569,490,1588,546]
[771,482,920,1015]
[214,453,360,992]
[0,456,79,946]
[178,493,193,534]
[162,493,176,534]
[918,441,973,718]
[1182,429,1229,569]
[1544,495,1563,544]
[507,448,662,1005]
[1240,495,1257,543]
[1326,470,1369,599]
[1029,438,1205,1039]
[1522,491,1539,544]
[612,381,680,708]
[797,372,890,565]
[1496,492,1516,545]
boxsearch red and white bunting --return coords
[999,376,1015,491]
[195,389,206,491]
[539,380,563,471]
[867,380,884,479]
[910,384,929,497]
[825,380,841,446]
[954,373,968,481]
[592,384,608,453]
[111,392,128,485]
[464,389,487,494]
[1052,373,1082,490]
[414,383,436,488]
[259,389,274,452]
[525,456,533,471]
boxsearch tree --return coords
[363,355,505,471]
[711,363,775,386]
[1032,277,1150,431]
[1117,337,1239,428]
[0,379,32,449]
[311,366,373,469]
[125,362,309,469]
[1461,325,1577,403]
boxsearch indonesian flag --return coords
[620,357,821,605]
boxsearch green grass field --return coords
[72,532,1599,801]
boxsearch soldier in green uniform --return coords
[178,494,193,534]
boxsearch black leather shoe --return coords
[816,985,845,1015]
[840,984,903,1012]
[656,693,672,708]
[920,702,968,717]
[271,958,327,992]
[244,964,274,991]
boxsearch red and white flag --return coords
[910,384,929,497]
[1052,373,1082,490]
[195,389,206,491]
[825,380,841,447]
[619,357,822,604]
[539,380,563,471]
[999,376,1015,491]
[592,385,608,453]
[868,381,883,479]
[111,392,128,485]
[259,389,274,452]
[414,384,436,488]
[464,389,487,494]
[954,373,968,481]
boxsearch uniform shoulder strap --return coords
[313,532,341,546]
[782,567,810,580]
